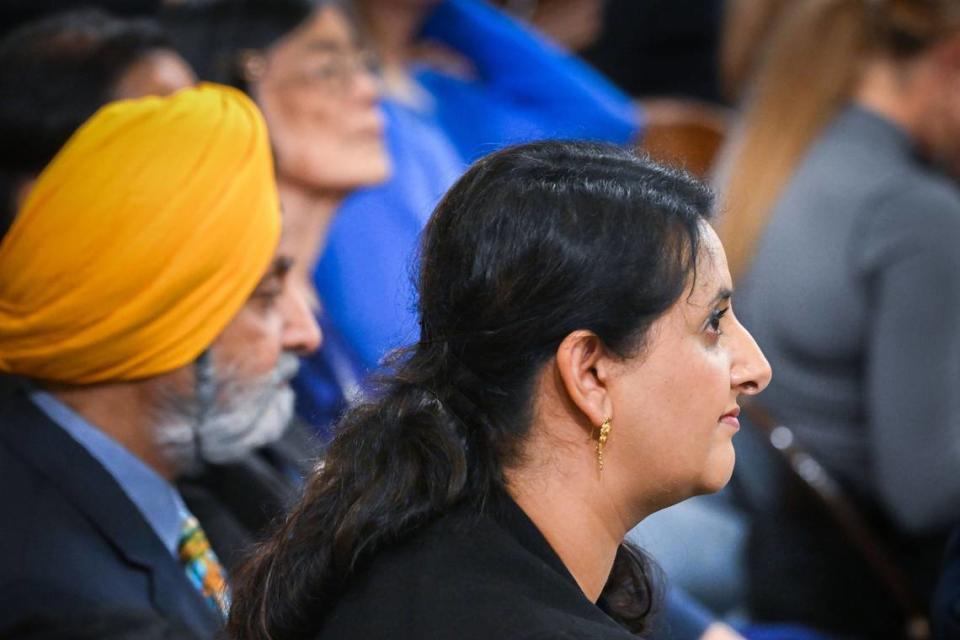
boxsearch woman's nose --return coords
[731,320,772,396]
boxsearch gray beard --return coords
[153,352,300,475]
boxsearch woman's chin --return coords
[296,154,391,193]
[695,448,736,496]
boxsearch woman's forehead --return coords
[685,225,733,308]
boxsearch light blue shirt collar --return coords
[29,390,188,556]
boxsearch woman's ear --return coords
[555,330,614,430]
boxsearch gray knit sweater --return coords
[737,105,960,534]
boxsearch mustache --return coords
[270,352,301,385]
[151,351,302,426]
[214,351,300,401]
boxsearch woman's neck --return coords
[854,55,929,141]
[506,463,639,603]
[277,180,343,288]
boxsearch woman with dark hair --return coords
[228,140,772,640]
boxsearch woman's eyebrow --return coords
[710,288,733,305]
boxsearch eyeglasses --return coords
[297,49,379,89]
[240,48,379,93]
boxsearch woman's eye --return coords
[707,307,729,336]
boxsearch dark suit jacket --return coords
[315,492,637,639]
[934,528,960,639]
[177,420,322,572]
[0,389,222,639]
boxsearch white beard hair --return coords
[154,352,300,475]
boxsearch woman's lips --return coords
[719,406,741,430]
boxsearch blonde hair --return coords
[720,0,793,103]
[715,0,960,281]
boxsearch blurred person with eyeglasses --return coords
[307,0,639,403]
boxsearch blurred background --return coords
[3,1,960,639]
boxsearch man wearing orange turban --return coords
[0,84,320,638]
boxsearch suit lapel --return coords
[0,389,222,638]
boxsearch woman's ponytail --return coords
[228,344,477,640]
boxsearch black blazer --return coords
[177,420,322,571]
[934,528,960,639]
[0,388,222,639]
[316,493,637,639]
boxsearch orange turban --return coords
[0,84,280,384]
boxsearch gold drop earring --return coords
[596,417,612,471]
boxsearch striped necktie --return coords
[177,514,230,619]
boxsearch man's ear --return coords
[14,176,36,212]
[554,330,614,431]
